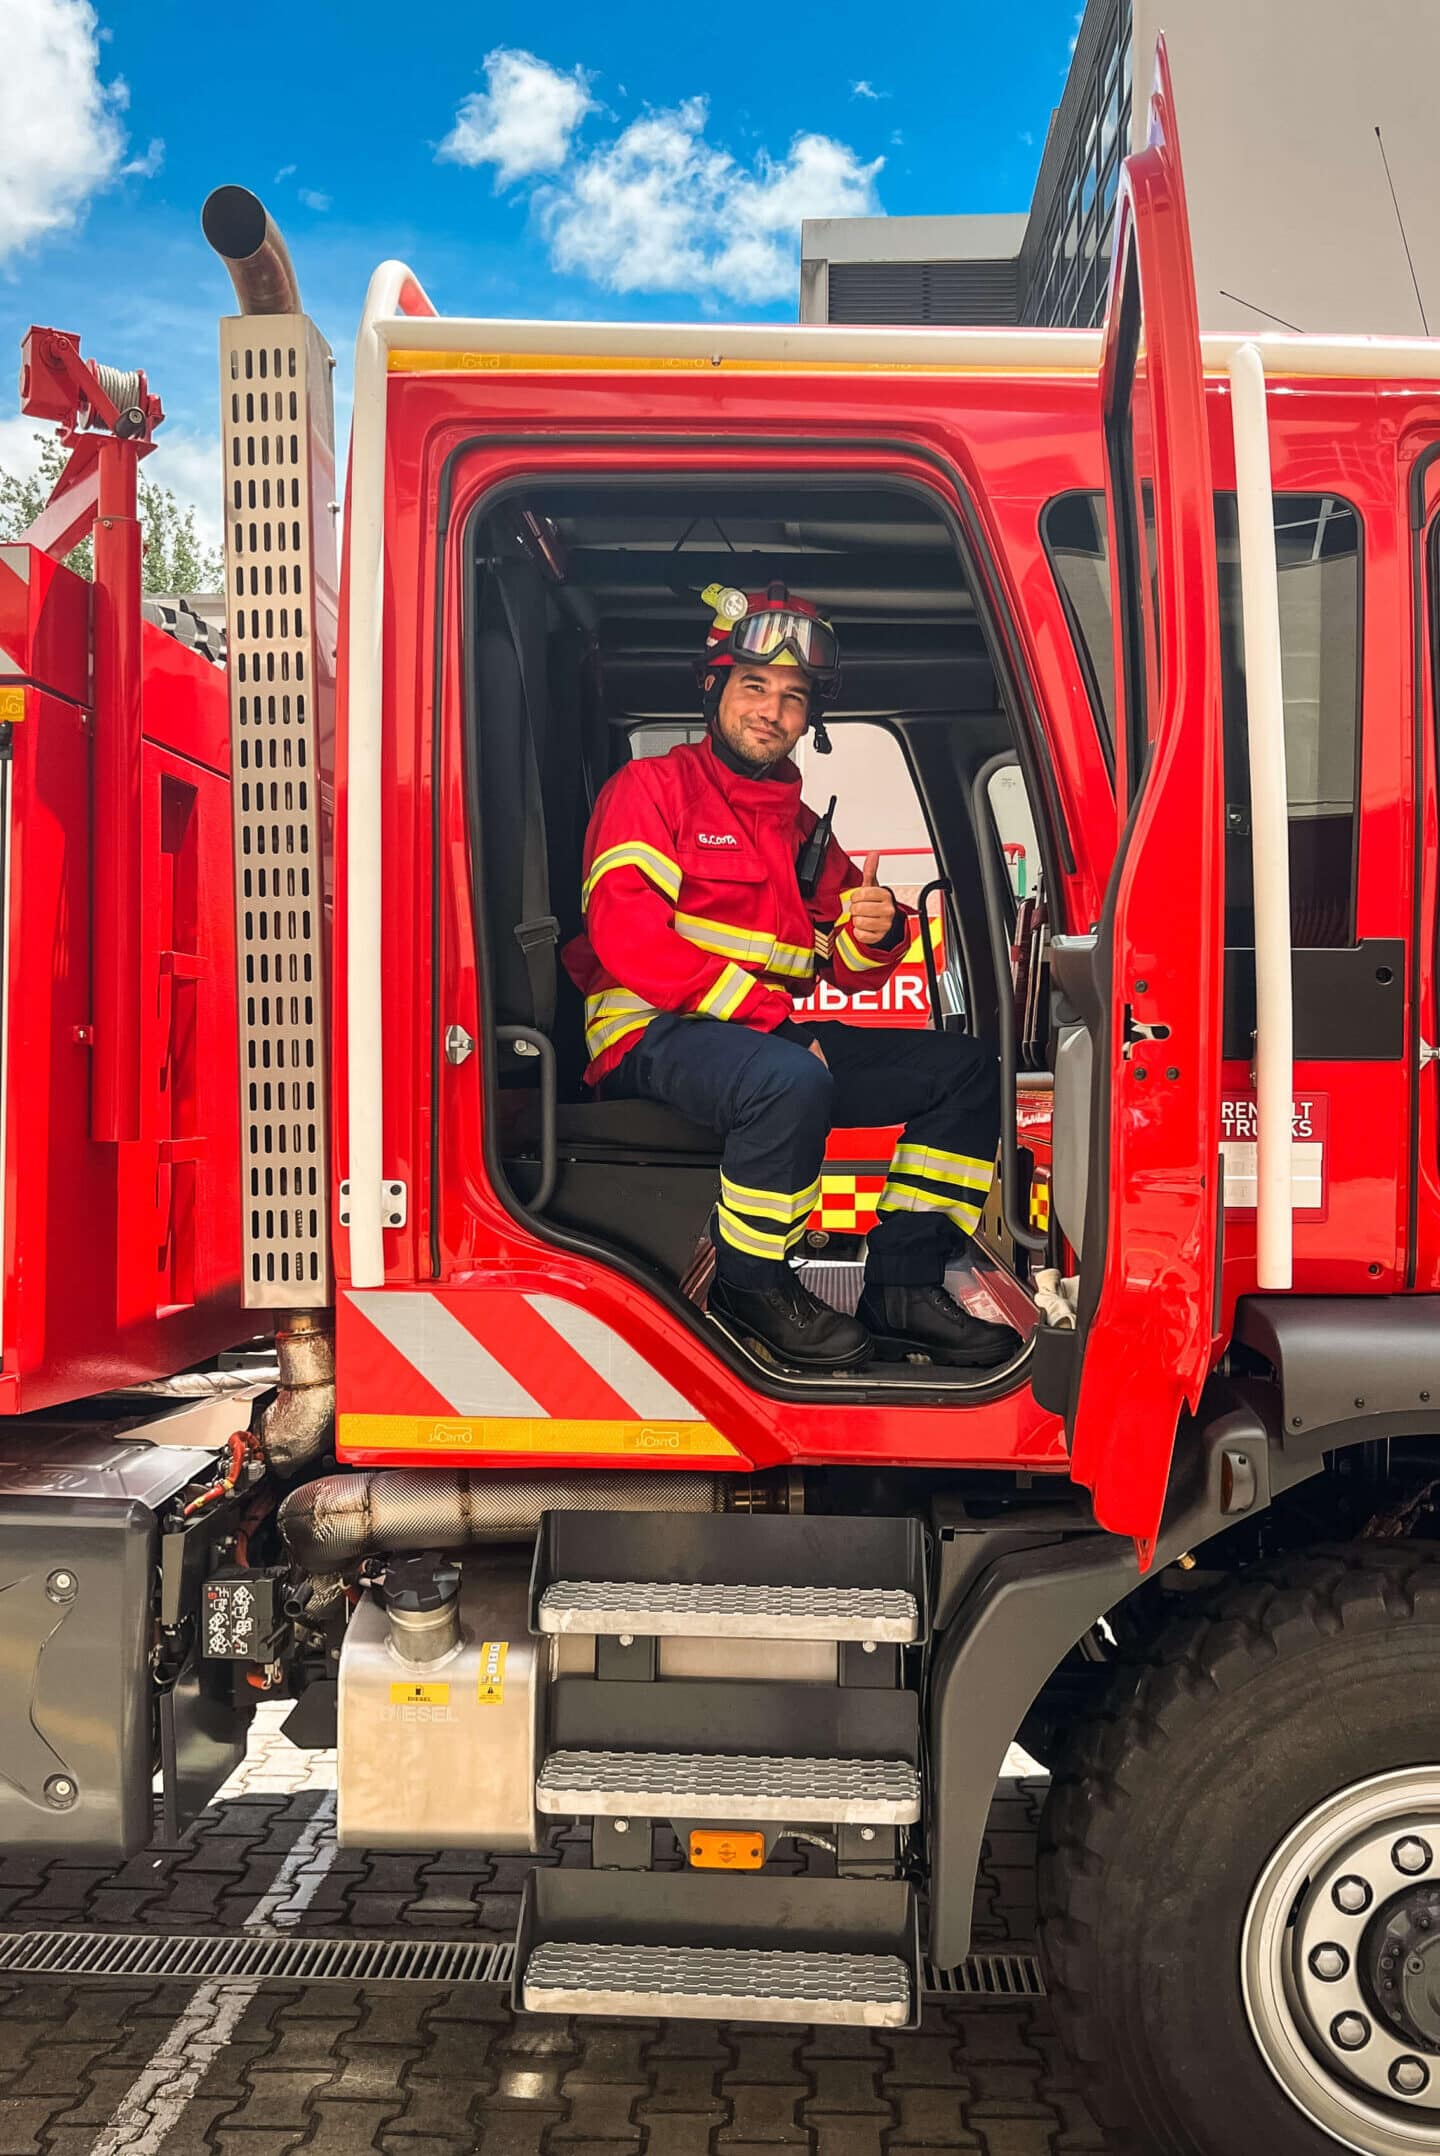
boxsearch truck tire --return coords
[1038,1545,1440,2156]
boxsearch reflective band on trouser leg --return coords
[875,1180,986,1234]
[717,1172,821,1263]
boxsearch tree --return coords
[0,432,222,592]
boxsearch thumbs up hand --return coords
[845,851,897,946]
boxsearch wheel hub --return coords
[1244,1769,1440,2153]
[1370,1890,1440,2053]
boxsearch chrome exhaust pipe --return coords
[202,185,302,316]
[280,1468,728,1572]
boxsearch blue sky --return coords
[1,0,1081,547]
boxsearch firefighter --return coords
[562,583,1021,1374]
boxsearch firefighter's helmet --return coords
[695,581,841,753]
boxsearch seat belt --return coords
[493,565,560,1033]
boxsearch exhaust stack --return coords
[205,187,336,1311]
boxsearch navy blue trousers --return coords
[603,1015,1000,1288]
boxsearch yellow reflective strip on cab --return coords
[340,1414,745,1461]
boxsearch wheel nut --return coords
[1394,1837,1433,1876]
[1331,2013,1370,2051]
[1392,2056,1430,2096]
[1334,1876,1373,1914]
[1310,1944,1348,1981]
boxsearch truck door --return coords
[1061,42,1224,1565]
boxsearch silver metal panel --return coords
[536,1750,921,1825]
[0,1434,216,1506]
[522,1942,912,2027]
[219,311,337,1309]
[656,1636,836,1682]
[337,1559,544,1851]
[538,1580,919,1643]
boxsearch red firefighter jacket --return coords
[562,737,913,1084]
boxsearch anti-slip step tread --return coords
[522,1940,912,2026]
[536,1579,918,1642]
[535,1749,921,1823]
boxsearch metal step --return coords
[521,1939,912,2026]
[536,1749,921,1824]
[537,1578,918,1642]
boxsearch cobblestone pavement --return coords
[0,1712,1108,2156]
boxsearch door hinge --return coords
[1422,1039,1439,1068]
[338,1179,408,1229]
[444,1023,475,1066]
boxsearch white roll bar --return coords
[1228,343,1294,1288]
[347,260,437,1287]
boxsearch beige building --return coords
[800,0,1440,337]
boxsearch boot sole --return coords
[707,1312,873,1374]
[863,1329,1018,1371]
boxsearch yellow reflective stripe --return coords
[583,988,659,1058]
[768,941,816,980]
[583,842,682,908]
[716,1207,792,1262]
[696,960,756,1020]
[834,926,887,973]
[876,1180,985,1231]
[674,912,776,964]
[891,1143,995,1191]
[720,1174,821,1225]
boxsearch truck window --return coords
[1043,488,1363,948]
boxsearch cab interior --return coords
[460,475,1054,1395]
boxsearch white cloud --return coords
[121,136,164,179]
[439,49,594,188]
[298,187,330,211]
[538,98,883,303]
[0,415,48,490]
[274,163,296,183]
[1019,129,1034,147]
[851,80,884,100]
[0,0,131,263]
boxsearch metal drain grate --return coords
[924,1952,1046,1998]
[0,1931,514,1985]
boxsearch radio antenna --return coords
[1219,289,1304,334]
[1376,125,1430,336]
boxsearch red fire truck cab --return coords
[5,45,1440,2156]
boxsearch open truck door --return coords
[1060,42,1224,1566]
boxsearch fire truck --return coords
[7,42,1440,2154]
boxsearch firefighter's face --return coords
[715,663,812,769]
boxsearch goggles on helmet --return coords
[726,605,840,683]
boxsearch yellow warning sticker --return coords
[389,1680,451,1706]
[0,689,25,725]
[477,1641,508,1704]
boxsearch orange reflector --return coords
[688,1830,764,1871]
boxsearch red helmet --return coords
[694,580,842,702]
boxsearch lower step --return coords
[516,1866,919,2031]
[523,1940,911,2026]
[536,1748,921,1825]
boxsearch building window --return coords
[1042,490,1364,947]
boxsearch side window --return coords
[1043,487,1363,949]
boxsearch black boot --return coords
[856,1282,1020,1369]
[709,1270,872,1372]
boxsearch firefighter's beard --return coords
[709,701,802,778]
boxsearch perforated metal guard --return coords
[537,1580,919,1642]
[536,1749,921,1824]
[523,1941,912,2026]
[219,313,338,1308]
